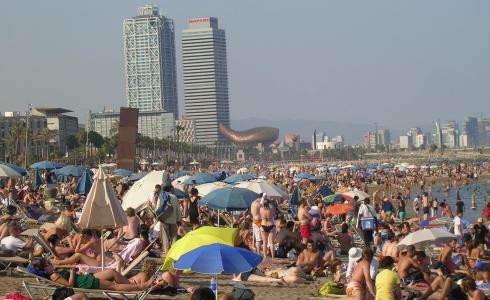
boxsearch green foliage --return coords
[88,131,104,148]
[66,135,79,150]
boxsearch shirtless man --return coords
[346,248,376,300]
[298,200,312,244]
[439,239,458,272]
[121,207,140,241]
[250,194,262,253]
[397,245,429,286]
[296,239,323,274]
[274,219,298,258]
[422,192,430,220]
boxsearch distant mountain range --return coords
[231,118,433,145]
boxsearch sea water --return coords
[410,180,490,224]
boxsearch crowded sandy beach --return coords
[0,160,489,299]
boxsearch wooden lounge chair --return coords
[32,231,57,258]
[12,202,42,226]
[121,239,157,276]
[17,266,169,300]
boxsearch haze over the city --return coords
[1,0,489,131]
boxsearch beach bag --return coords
[5,292,31,300]
[232,284,255,300]
[155,191,172,222]
[51,287,74,300]
[319,282,345,296]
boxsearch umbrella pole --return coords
[217,210,220,227]
[101,229,105,271]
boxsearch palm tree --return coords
[3,120,24,162]
[36,128,58,160]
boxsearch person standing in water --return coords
[471,191,477,210]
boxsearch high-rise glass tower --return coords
[123,5,178,117]
[182,17,230,145]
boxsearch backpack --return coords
[232,284,255,300]
[319,282,345,296]
[155,191,172,222]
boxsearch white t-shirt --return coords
[0,236,25,252]
[358,204,376,219]
[454,216,462,236]
[346,258,379,280]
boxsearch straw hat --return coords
[348,247,362,261]
[477,217,484,224]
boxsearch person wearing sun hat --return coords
[473,217,488,245]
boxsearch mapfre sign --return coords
[188,18,209,24]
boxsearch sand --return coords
[0,269,336,300]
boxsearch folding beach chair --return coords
[32,231,57,258]
[12,202,42,226]
[0,256,29,272]
[17,266,166,300]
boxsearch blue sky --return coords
[0,0,489,129]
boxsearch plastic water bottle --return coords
[210,276,217,296]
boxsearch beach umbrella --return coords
[343,190,370,201]
[77,167,127,269]
[199,186,258,211]
[112,168,132,178]
[419,216,453,228]
[295,173,312,179]
[0,164,22,178]
[224,174,256,184]
[326,203,353,215]
[173,171,191,179]
[196,182,230,197]
[122,170,167,212]
[0,162,27,176]
[235,179,288,198]
[172,175,191,190]
[398,228,455,247]
[29,160,61,170]
[309,175,326,181]
[162,226,237,270]
[236,167,249,174]
[74,169,93,195]
[129,172,148,181]
[55,165,89,177]
[183,173,217,185]
[323,193,344,204]
[174,243,262,275]
[32,168,43,190]
[316,185,334,197]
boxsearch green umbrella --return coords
[323,193,344,204]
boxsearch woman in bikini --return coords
[260,198,276,258]
[28,257,153,292]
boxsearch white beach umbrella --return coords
[343,190,370,201]
[407,165,418,169]
[196,182,230,197]
[122,170,166,212]
[172,175,191,191]
[77,167,128,269]
[235,179,288,198]
[398,228,455,247]
[0,165,22,178]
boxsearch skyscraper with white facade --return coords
[182,17,230,145]
[123,5,178,117]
